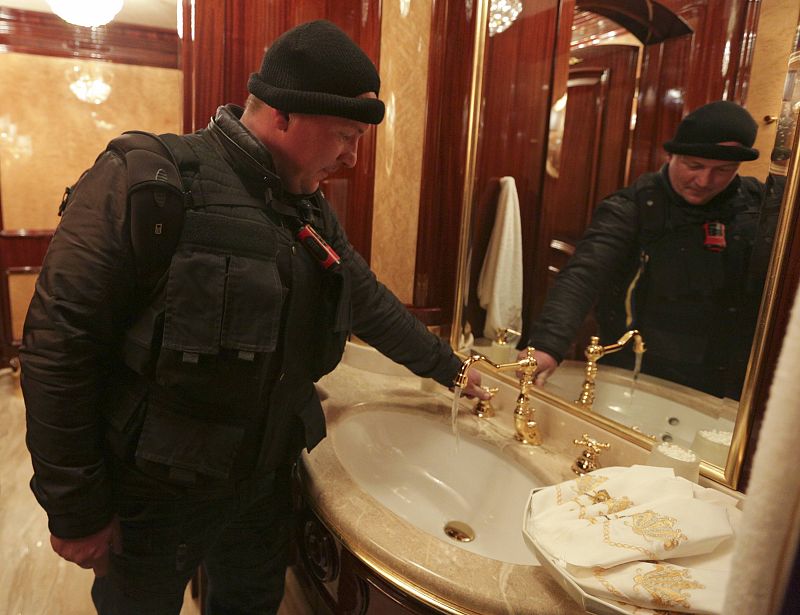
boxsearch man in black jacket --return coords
[21,20,485,615]
[526,101,766,400]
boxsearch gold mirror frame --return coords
[450,1,800,490]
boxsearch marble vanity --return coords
[296,342,664,614]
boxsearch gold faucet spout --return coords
[599,329,646,356]
[576,330,646,410]
[453,352,496,389]
[453,347,542,445]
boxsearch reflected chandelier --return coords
[488,0,523,37]
[46,0,124,28]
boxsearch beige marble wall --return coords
[371,0,433,303]
[0,53,182,231]
[740,0,800,179]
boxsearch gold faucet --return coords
[494,327,521,345]
[575,330,645,410]
[454,347,542,445]
[571,433,611,475]
[473,386,499,417]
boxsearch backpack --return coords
[59,130,197,293]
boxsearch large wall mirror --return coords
[451,0,800,490]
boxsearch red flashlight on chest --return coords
[297,224,341,270]
[703,221,726,252]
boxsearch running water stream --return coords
[627,352,644,411]
[451,385,462,447]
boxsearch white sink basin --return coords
[330,403,542,565]
[543,361,735,450]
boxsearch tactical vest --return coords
[106,130,351,484]
[595,172,763,398]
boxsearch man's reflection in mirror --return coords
[524,101,779,401]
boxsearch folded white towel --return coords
[524,465,740,614]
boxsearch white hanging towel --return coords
[477,176,523,341]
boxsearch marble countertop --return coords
[301,360,627,615]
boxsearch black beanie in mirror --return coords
[663,101,759,161]
[247,20,385,125]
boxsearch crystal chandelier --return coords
[67,65,113,105]
[46,0,124,28]
[488,0,523,37]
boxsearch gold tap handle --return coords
[573,433,611,454]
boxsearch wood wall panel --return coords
[0,7,179,69]
[414,0,479,329]
[630,0,760,179]
[459,1,563,341]
[432,2,562,337]
[185,0,381,261]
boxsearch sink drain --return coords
[444,521,475,543]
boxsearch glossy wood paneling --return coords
[522,43,638,346]
[0,7,179,69]
[186,0,380,261]
[573,45,639,198]
[447,2,562,338]
[413,0,479,331]
[629,0,760,178]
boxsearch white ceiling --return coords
[1,0,177,29]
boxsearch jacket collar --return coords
[207,104,323,220]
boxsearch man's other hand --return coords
[50,517,121,577]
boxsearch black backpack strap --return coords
[107,131,196,291]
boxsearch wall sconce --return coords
[46,0,124,28]
[488,0,523,37]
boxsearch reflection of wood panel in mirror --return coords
[458,1,561,341]
[530,44,639,358]
[629,0,760,179]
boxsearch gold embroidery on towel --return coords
[633,564,705,609]
[574,474,608,496]
[560,474,609,511]
[602,519,658,559]
[625,510,688,551]
[592,567,626,600]
[605,495,634,515]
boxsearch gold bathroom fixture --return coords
[575,330,646,410]
[474,386,499,418]
[454,347,541,445]
[572,433,611,475]
[494,327,521,345]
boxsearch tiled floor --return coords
[0,370,312,615]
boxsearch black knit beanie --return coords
[247,20,385,124]
[663,101,759,161]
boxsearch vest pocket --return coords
[135,396,244,482]
[156,247,284,405]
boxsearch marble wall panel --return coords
[740,0,800,179]
[371,0,433,304]
[0,52,182,231]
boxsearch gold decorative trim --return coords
[302,493,486,615]
[450,0,490,353]
[732,96,800,489]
